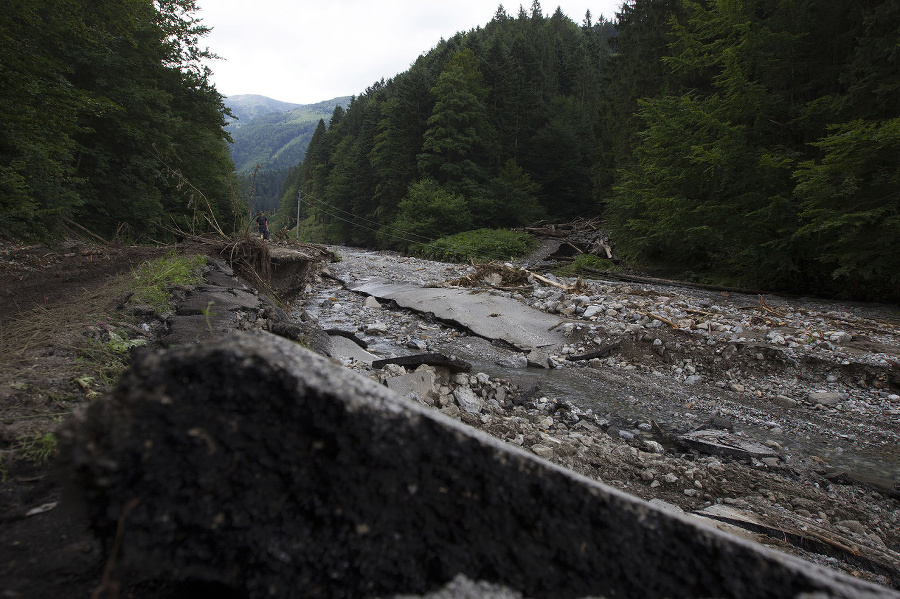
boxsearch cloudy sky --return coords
[197,0,625,105]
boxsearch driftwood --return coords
[324,328,369,349]
[636,311,680,329]
[565,341,623,362]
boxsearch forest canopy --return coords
[280,0,898,301]
[0,0,241,241]
[1,0,896,302]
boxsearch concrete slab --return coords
[329,334,379,365]
[676,428,779,460]
[351,279,567,351]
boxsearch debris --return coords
[372,353,472,373]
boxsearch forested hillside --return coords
[226,97,350,173]
[223,97,349,215]
[223,94,303,130]
[282,0,899,302]
[0,0,242,241]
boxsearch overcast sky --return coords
[197,0,624,105]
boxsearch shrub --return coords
[415,229,535,263]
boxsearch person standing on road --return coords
[256,212,270,240]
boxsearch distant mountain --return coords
[224,95,350,174]
[223,94,304,130]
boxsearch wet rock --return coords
[526,349,552,369]
[676,429,778,460]
[496,354,528,369]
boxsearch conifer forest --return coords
[2,1,898,301]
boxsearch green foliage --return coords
[605,0,899,300]
[383,179,473,251]
[106,331,149,354]
[554,254,616,277]
[15,433,58,465]
[291,8,614,251]
[132,253,207,313]
[793,117,900,299]
[415,229,536,263]
[0,0,240,241]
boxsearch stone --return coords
[526,349,552,369]
[373,353,471,373]
[386,370,438,402]
[684,375,702,386]
[583,305,603,319]
[453,387,484,415]
[807,391,848,406]
[530,444,554,459]
[676,429,778,460]
[496,354,528,369]
[643,440,665,454]
[772,395,799,408]
[366,321,389,334]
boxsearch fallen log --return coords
[565,341,622,362]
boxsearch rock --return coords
[648,499,683,515]
[526,349,552,369]
[676,429,778,460]
[366,321,389,334]
[583,305,603,319]
[643,440,665,454]
[530,444,554,459]
[772,395,799,408]
[684,489,699,497]
[826,331,852,345]
[807,391,848,406]
[453,387,484,415]
[496,354,528,369]
[836,520,867,536]
[440,404,460,418]
[684,375,702,386]
[386,370,438,403]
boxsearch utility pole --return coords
[296,190,302,239]
[249,164,262,222]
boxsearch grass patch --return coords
[15,432,58,464]
[554,254,618,278]
[413,229,535,263]
[131,253,207,313]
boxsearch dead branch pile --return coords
[524,217,614,261]
[449,262,532,290]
